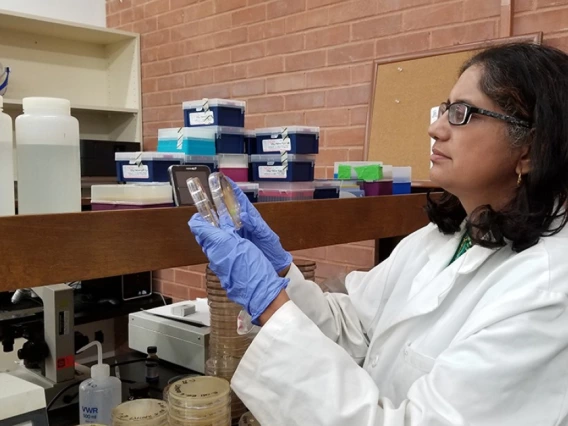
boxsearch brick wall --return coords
[106,0,568,301]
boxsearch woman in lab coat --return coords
[190,42,568,426]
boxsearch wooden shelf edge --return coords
[3,99,139,115]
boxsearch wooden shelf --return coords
[3,98,139,115]
[0,195,431,292]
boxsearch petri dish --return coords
[187,177,219,227]
[169,376,230,409]
[208,172,242,230]
[163,373,199,402]
[111,399,168,426]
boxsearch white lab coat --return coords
[231,222,568,426]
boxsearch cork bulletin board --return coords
[366,33,542,182]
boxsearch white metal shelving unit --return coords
[0,8,142,143]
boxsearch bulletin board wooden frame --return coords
[366,33,542,183]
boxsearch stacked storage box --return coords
[333,162,413,197]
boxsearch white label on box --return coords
[189,110,214,125]
[123,164,149,179]
[262,138,291,152]
[259,165,287,179]
[430,106,440,169]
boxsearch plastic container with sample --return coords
[115,152,185,182]
[255,126,319,154]
[185,154,218,172]
[237,182,259,203]
[90,183,173,210]
[211,126,245,154]
[183,98,245,128]
[393,166,412,194]
[251,154,315,182]
[258,182,314,203]
[218,154,249,182]
[158,127,216,155]
[244,130,256,155]
[111,399,168,426]
[314,180,340,199]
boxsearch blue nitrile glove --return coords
[228,179,293,274]
[189,213,289,324]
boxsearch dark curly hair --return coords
[426,43,568,252]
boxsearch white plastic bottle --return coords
[15,97,81,214]
[0,96,14,216]
[77,341,122,425]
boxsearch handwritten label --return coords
[123,165,149,179]
[262,138,291,152]
[189,111,214,125]
[259,166,287,179]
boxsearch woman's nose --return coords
[428,111,451,142]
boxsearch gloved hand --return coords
[189,213,289,324]
[228,179,293,274]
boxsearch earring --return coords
[517,172,522,187]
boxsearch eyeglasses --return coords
[438,101,532,128]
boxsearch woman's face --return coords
[428,65,524,212]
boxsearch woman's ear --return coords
[516,144,531,175]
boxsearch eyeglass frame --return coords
[438,101,532,128]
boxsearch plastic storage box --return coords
[393,166,412,195]
[184,155,218,172]
[251,154,315,182]
[218,154,249,182]
[211,126,245,154]
[183,98,245,128]
[258,182,314,203]
[115,152,185,183]
[158,127,216,155]
[244,130,256,155]
[314,180,340,199]
[91,183,173,210]
[334,161,383,180]
[237,182,259,204]
[255,126,319,154]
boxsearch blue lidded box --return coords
[212,126,245,154]
[393,166,412,195]
[185,155,218,172]
[158,127,216,155]
[255,126,319,154]
[183,98,246,128]
[251,154,316,182]
[314,180,340,199]
[115,152,185,182]
[244,130,257,155]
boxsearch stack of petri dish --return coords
[206,266,252,424]
[294,259,317,281]
[111,399,168,426]
[168,376,231,426]
[239,412,261,425]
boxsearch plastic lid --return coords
[77,341,109,381]
[237,182,259,191]
[22,97,71,115]
[314,180,341,188]
[183,98,246,109]
[115,151,186,161]
[382,165,393,180]
[112,399,168,423]
[393,166,412,182]
[185,155,218,163]
[255,126,320,135]
[244,130,256,137]
[158,127,216,140]
[250,154,316,163]
[169,376,230,407]
[208,172,242,230]
[210,126,245,135]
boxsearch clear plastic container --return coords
[185,154,218,172]
[187,177,219,227]
[0,96,14,216]
[16,97,81,215]
[217,154,249,182]
[237,182,259,204]
[183,98,246,128]
[258,182,314,202]
[255,126,319,154]
[112,399,168,426]
[208,172,242,230]
[115,151,185,182]
[91,183,174,210]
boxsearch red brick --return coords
[157,10,184,29]
[514,9,568,35]
[248,96,285,113]
[143,61,171,78]
[120,9,134,25]
[305,108,349,127]
[316,148,349,165]
[143,78,158,93]
[403,2,463,31]
[351,63,373,84]
[142,47,159,63]
[266,73,306,93]
[463,0,499,20]
[107,13,120,28]
[170,23,200,40]
[376,32,431,57]
[248,18,286,41]
[183,2,215,22]
[352,14,402,41]
[231,79,266,96]
[306,67,350,89]
[145,138,158,151]
[328,41,375,66]
[157,74,185,91]
[157,42,184,60]
[199,50,232,68]
[286,9,328,33]
[172,87,200,104]
[154,269,175,281]
[175,269,205,288]
[185,35,215,54]
[285,50,326,72]
[144,105,181,122]
[214,63,248,82]
[133,4,144,20]
[265,111,305,126]
[377,0,435,13]
[232,41,266,62]
[326,84,371,107]
[307,0,343,9]
[246,115,266,128]
[352,240,375,248]
[213,28,248,49]
[152,279,163,293]
[545,35,568,52]
[348,147,364,160]
[171,0,199,10]
[431,20,496,49]
[170,55,200,73]
[328,0,378,25]
[144,0,170,18]
[350,106,368,125]
[214,0,247,13]
[199,83,232,99]
[142,29,170,49]
[514,0,534,12]
[291,247,327,260]
[233,4,267,26]
[285,91,326,110]
[185,69,215,87]
[189,288,208,300]
[304,24,349,49]
[246,56,284,77]
[267,0,306,19]
[537,0,565,7]
[327,244,374,267]
[314,260,348,280]
[163,282,190,299]
[144,121,170,137]
[133,18,158,35]
[199,14,233,35]
[314,166,326,179]
[324,127,366,147]
[249,0,270,4]
[266,34,304,55]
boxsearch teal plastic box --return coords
[158,127,216,155]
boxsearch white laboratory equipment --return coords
[0,95,14,216]
[15,97,81,215]
[0,373,48,425]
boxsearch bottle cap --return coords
[147,346,157,354]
